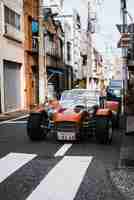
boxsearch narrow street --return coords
[0,0,134,199]
[0,118,125,200]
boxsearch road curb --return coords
[0,114,29,125]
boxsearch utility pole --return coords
[120,0,128,132]
[86,1,92,89]
[39,0,48,104]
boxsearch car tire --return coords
[95,117,113,144]
[27,112,47,141]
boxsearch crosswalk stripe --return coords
[26,156,93,200]
[0,153,36,183]
[54,144,72,157]
[5,121,27,124]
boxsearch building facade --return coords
[80,30,104,89]
[0,0,24,113]
[63,20,73,89]
[72,10,81,83]
[80,30,88,88]
[24,0,39,109]
[38,6,67,100]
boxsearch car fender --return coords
[96,108,112,117]
[105,101,119,113]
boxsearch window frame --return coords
[4,5,21,31]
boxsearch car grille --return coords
[55,121,77,132]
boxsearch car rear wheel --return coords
[95,117,113,144]
[27,112,48,141]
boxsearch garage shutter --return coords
[4,61,21,112]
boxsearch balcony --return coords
[46,47,62,60]
[3,23,24,43]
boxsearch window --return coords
[82,55,87,66]
[15,14,20,30]
[32,20,39,36]
[5,6,9,24]
[4,6,20,30]
[10,11,15,27]
[67,41,71,61]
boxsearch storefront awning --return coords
[48,69,63,75]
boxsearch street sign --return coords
[128,23,134,33]
[121,33,131,41]
[116,24,128,33]
[109,80,122,88]
[119,42,129,48]
[117,33,131,48]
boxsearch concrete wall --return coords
[0,0,25,112]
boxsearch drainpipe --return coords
[39,0,48,104]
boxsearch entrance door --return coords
[4,61,21,112]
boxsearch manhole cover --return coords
[121,159,134,167]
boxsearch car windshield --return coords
[113,89,121,97]
[108,88,121,97]
[60,89,100,109]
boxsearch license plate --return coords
[57,132,76,140]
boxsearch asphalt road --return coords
[0,119,126,200]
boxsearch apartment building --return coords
[42,8,66,99]
[80,30,104,89]
[73,10,81,82]
[0,0,24,113]
[63,20,73,89]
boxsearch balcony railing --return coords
[44,36,63,59]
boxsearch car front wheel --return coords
[27,112,47,141]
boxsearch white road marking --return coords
[5,121,27,124]
[54,144,72,157]
[26,156,93,200]
[0,153,36,183]
[0,114,29,125]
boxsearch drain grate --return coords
[121,159,134,167]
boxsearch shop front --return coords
[47,68,64,99]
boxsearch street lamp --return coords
[120,0,128,133]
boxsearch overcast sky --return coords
[63,0,134,58]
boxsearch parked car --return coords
[27,89,117,144]
[106,80,122,127]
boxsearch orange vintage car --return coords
[27,89,117,144]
